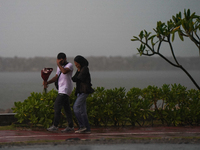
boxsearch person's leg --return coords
[53,94,63,127]
[73,93,90,131]
[80,94,90,131]
[73,94,84,128]
[63,94,74,128]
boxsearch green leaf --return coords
[172,32,175,42]
[178,31,184,41]
[139,31,144,40]
[187,9,190,18]
[131,39,136,41]
[172,16,176,22]
[148,35,156,40]
[151,38,155,46]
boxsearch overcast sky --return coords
[0,0,200,58]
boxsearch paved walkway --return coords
[0,126,200,144]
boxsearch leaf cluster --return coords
[131,9,200,90]
[12,89,57,128]
[12,84,200,128]
[131,9,200,56]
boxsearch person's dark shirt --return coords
[72,66,94,95]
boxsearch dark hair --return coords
[57,52,66,59]
[74,55,89,67]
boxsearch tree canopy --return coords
[131,9,200,90]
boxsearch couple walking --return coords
[43,52,94,134]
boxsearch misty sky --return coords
[0,0,200,58]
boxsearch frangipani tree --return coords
[131,9,200,90]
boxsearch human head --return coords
[57,52,67,65]
[57,52,66,60]
[74,55,88,68]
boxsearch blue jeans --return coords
[73,93,90,131]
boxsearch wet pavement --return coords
[1,143,200,150]
[0,126,200,145]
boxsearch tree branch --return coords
[167,36,180,65]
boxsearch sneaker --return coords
[61,127,74,132]
[80,130,91,134]
[47,125,58,131]
[75,127,87,133]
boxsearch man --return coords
[43,52,74,132]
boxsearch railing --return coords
[0,113,17,126]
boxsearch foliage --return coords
[187,89,200,125]
[12,84,200,128]
[87,87,127,126]
[126,87,143,126]
[12,89,57,128]
[131,9,200,90]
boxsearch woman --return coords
[72,55,94,134]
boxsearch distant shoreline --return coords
[0,56,199,72]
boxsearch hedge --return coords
[12,84,200,128]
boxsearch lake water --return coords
[0,70,200,110]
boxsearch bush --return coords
[12,89,57,128]
[12,84,200,128]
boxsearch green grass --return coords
[0,125,17,130]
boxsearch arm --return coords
[72,71,79,82]
[77,66,89,82]
[43,74,58,88]
[47,74,58,84]
[72,67,88,82]
[57,59,71,74]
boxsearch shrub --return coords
[12,89,57,128]
[12,84,200,128]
